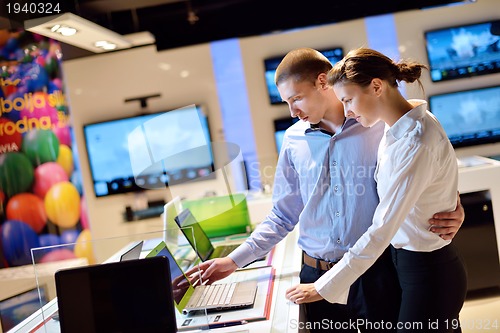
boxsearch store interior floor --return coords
[460,288,500,332]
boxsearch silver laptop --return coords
[146,241,257,315]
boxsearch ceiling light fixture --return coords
[24,12,132,53]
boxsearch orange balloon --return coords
[56,144,74,177]
[44,181,80,228]
[6,193,47,233]
[74,229,95,264]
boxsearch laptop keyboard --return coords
[193,283,237,307]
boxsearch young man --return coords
[187,48,464,332]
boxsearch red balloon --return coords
[6,193,47,233]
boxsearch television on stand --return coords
[83,104,214,198]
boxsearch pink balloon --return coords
[52,126,72,147]
[51,78,63,90]
[33,162,69,198]
[80,196,89,229]
[19,92,59,127]
[39,248,76,263]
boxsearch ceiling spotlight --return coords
[50,25,77,36]
[25,13,132,53]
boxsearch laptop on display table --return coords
[174,208,241,262]
[147,241,258,315]
[55,256,177,333]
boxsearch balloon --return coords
[0,30,9,48]
[44,181,80,228]
[1,220,40,266]
[0,152,34,198]
[2,88,27,122]
[25,64,49,92]
[74,229,95,264]
[39,248,76,263]
[80,196,89,230]
[0,117,22,152]
[52,126,71,147]
[22,129,60,166]
[6,193,47,233]
[56,144,73,177]
[37,233,61,257]
[39,233,60,248]
[33,162,68,198]
[19,91,59,128]
[60,229,79,248]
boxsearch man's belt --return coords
[303,252,338,271]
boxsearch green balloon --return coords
[0,152,34,198]
[22,129,60,167]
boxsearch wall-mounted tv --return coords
[264,47,344,105]
[274,117,299,153]
[424,20,500,82]
[429,85,500,148]
[83,105,214,198]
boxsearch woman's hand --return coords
[285,283,324,304]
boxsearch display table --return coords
[8,228,302,333]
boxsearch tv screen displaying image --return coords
[83,105,214,198]
[429,85,500,148]
[274,117,299,153]
[264,47,344,104]
[424,20,500,82]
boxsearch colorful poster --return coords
[0,29,91,268]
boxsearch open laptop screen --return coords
[175,209,214,261]
[146,241,195,312]
[55,257,176,333]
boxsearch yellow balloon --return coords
[56,144,74,177]
[44,181,81,228]
[74,229,96,264]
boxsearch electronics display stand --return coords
[457,156,500,297]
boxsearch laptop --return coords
[55,257,177,333]
[174,208,241,262]
[120,240,144,261]
[146,241,257,315]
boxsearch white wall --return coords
[62,0,500,239]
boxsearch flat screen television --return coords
[274,117,299,153]
[424,20,500,82]
[429,85,500,148]
[264,47,344,104]
[83,104,214,197]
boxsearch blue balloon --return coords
[39,233,61,248]
[1,220,40,266]
[25,64,49,92]
[35,233,61,259]
[60,229,80,249]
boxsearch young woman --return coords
[288,47,467,332]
